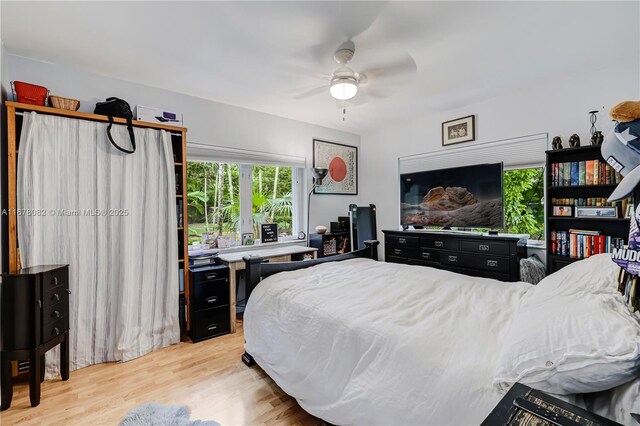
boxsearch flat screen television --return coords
[400,162,503,229]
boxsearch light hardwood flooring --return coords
[0,321,322,426]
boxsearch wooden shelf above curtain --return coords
[3,101,191,352]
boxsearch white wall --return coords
[4,54,361,234]
[360,62,640,259]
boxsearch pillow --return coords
[494,255,640,395]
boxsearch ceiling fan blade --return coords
[336,2,386,40]
[359,51,418,96]
[287,84,328,100]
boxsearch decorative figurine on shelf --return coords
[551,136,563,150]
[589,110,599,135]
[568,134,580,147]
[590,130,604,146]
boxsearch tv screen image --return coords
[400,163,503,229]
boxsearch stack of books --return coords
[188,248,219,267]
[550,160,622,187]
[550,229,625,258]
[551,197,618,207]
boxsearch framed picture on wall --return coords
[313,139,358,195]
[442,115,476,146]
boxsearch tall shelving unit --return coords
[545,144,629,273]
[2,101,190,358]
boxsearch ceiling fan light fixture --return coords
[330,77,358,100]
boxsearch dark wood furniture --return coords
[309,232,351,258]
[241,240,379,366]
[481,382,620,425]
[3,101,189,349]
[545,145,629,274]
[383,230,525,282]
[1,265,70,410]
[188,264,231,342]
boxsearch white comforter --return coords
[244,258,532,425]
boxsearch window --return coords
[187,161,301,247]
[503,167,544,240]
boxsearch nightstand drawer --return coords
[190,306,230,342]
[387,235,420,248]
[460,239,510,256]
[193,278,229,310]
[43,299,67,327]
[43,285,68,308]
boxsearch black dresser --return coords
[383,230,526,282]
[189,264,231,342]
[1,265,70,410]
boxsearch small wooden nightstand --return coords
[482,382,621,425]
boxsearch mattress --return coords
[244,258,533,425]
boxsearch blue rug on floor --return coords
[120,403,219,426]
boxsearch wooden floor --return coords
[0,321,322,426]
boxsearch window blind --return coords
[187,142,306,168]
[398,133,548,174]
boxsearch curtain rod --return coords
[14,111,183,136]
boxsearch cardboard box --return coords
[134,105,183,127]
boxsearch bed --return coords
[242,242,640,425]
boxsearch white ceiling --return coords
[1,1,638,134]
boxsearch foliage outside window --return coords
[503,167,544,240]
[187,162,295,246]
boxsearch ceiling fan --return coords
[289,40,417,112]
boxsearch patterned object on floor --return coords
[120,403,219,426]
[519,254,546,284]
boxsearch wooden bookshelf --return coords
[545,145,629,273]
[3,101,190,346]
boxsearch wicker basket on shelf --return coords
[49,95,80,111]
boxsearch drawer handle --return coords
[398,238,406,244]
[51,276,58,286]
[487,260,498,267]
[448,255,458,262]
[52,310,61,319]
[205,273,218,280]
[394,249,401,255]
[435,241,444,248]
[479,244,490,251]
[52,327,60,336]
[207,324,218,331]
[422,252,430,259]
[205,296,218,304]
[52,293,60,302]
[66,289,71,295]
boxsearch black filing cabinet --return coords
[189,264,231,342]
[1,265,70,410]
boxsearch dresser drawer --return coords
[472,255,510,273]
[386,246,416,259]
[439,251,471,267]
[43,299,68,327]
[43,317,67,344]
[421,237,458,251]
[417,249,440,263]
[43,285,68,308]
[190,306,230,342]
[460,239,510,256]
[194,269,228,283]
[193,278,229,310]
[387,235,420,248]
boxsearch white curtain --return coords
[17,112,179,376]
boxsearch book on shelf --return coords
[179,267,184,292]
[550,230,624,259]
[551,160,622,187]
[176,199,183,227]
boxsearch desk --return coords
[218,245,317,333]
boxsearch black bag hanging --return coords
[94,97,136,154]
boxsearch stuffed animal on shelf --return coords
[610,100,640,123]
[569,134,580,147]
[552,136,563,150]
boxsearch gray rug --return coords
[120,403,219,426]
